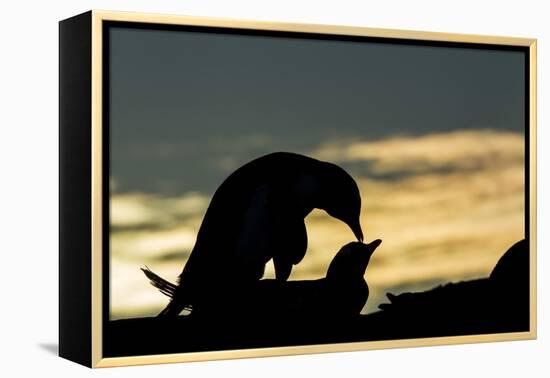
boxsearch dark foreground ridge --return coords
[105,240,529,357]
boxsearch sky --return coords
[107,25,526,319]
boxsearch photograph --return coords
[101,17,532,358]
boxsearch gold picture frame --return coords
[59,9,537,368]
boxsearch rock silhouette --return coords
[376,239,530,337]
[490,239,530,322]
[105,239,530,358]
[142,152,363,317]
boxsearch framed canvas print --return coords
[59,10,537,368]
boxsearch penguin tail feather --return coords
[141,266,177,298]
[141,266,193,317]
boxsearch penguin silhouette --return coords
[142,152,364,317]
[242,239,382,319]
[146,240,380,319]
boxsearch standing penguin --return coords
[142,152,364,317]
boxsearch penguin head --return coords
[318,163,363,242]
[326,239,381,282]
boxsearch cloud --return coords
[312,129,524,175]
[112,225,197,260]
[111,192,209,229]
[109,129,525,319]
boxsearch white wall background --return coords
[0,0,547,376]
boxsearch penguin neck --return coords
[326,258,371,286]
[294,174,323,213]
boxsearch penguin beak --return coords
[368,239,382,251]
[350,220,364,242]
[364,239,382,259]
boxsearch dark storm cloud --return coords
[109,26,524,195]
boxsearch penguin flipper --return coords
[271,211,308,280]
[236,183,308,281]
[235,184,274,280]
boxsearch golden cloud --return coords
[111,192,209,229]
[312,129,524,174]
